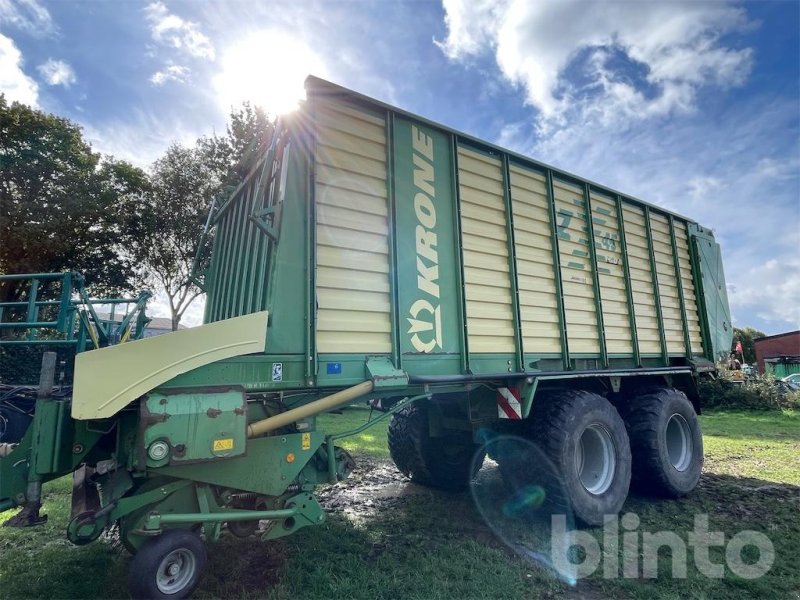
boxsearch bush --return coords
[699,375,800,411]
[0,345,76,385]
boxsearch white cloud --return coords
[0,0,55,36]
[436,0,501,59]
[687,176,723,202]
[82,110,201,168]
[144,2,215,60]
[439,0,753,124]
[728,258,800,330]
[150,63,190,86]
[438,1,799,332]
[0,33,38,105]
[37,58,75,87]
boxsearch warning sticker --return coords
[212,438,234,452]
[301,432,311,450]
[496,387,523,420]
[271,362,283,382]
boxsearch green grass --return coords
[317,405,392,459]
[700,409,799,484]
[1,407,798,599]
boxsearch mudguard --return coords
[72,312,269,420]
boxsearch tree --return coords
[134,104,275,330]
[132,144,220,331]
[198,102,274,190]
[732,326,766,365]
[0,96,150,301]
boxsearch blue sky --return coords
[1,0,798,334]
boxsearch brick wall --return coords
[754,331,800,373]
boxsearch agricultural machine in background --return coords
[0,77,732,598]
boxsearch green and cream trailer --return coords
[0,77,732,598]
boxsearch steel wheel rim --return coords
[575,424,616,495]
[666,413,692,472]
[156,547,196,594]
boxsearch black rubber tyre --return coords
[625,388,703,497]
[388,403,484,490]
[529,390,632,527]
[128,529,207,599]
[0,406,31,444]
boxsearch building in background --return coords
[96,313,185,338]
[753,330,800,376]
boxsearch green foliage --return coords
[132,104,275,329]
[731,326,766,364]
[0,345,75,384]
[198,102,274,190]
[0,96,150,301]
[699,375,800,410]
[130,143,220,330]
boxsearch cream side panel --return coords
[509,166,561,354]
[675,224,704,353]
[458,147,516,353]
[553,179,600,354]
[650,213,686,355]
[622,204,661,354]
[591,193,632,354]
[315,100,392,353]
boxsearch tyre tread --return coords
[625,387,702,497]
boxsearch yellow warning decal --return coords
[301,433,311,450]
[213,438,234,452]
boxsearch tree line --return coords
[0,95,273,330]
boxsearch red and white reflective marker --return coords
[497,387,522,419]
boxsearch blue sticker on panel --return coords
[326,363,342,375]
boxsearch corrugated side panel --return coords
[314,100,392,353]
[553,178,600,354]
[508,165,560,354]
[457,147,516,353]
[650,213,686,355]
[621,204,661,354]
[675,222,704,355]
[206,169,271,322]
[590,192,633,355]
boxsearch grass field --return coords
[0,407,798,599]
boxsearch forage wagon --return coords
[0,76,732,598]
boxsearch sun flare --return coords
[213,31,327,115]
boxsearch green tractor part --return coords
[0,76,731,599]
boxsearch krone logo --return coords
[407,126,443,353]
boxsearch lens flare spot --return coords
[503,484,546,518]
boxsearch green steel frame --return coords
[386,111,402,370]
[668,215,694,358]
[451,138,471,374]
[501,154,525,372]
[688,234,714,362]
[615,196,641,367]
[583,184,609,368]
[545,170,571,369]
[0,272,150,351]
[643,207,670,365]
